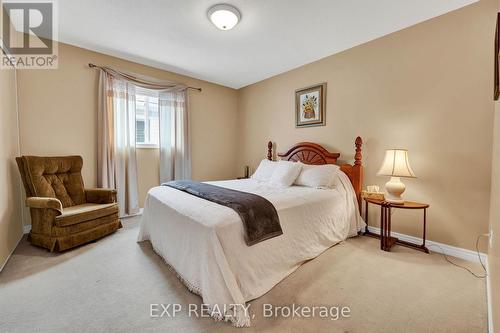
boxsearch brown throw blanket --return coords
[163,180,283,246]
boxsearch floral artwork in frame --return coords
[295,83,326,127]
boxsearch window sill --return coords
[136,143,159,149]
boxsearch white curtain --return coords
[97,71,139,217]
[159,90,191,183]
[96,65,190,215]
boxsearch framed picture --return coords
[295,83,326,127]
[495,13,499,101]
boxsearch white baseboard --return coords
[366,226,487,264]
[21,217,486,262]
[120,208,143,219]
[486,258,494,333]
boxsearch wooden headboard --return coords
[268,137,364,210]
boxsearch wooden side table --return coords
[363,198,429,253]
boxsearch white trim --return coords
[23,224,31,234]
[136,143,158,149]
[0,233,24,272]
[367,226,487,263]
[120,208,143,219]
[486,258,494,333]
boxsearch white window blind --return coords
[135,87,159,148]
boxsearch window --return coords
[135,89,159,148]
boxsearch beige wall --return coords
[237,0,497,251]
[4,0,500,326]
[0,64,24,270]
[17,43,239,220]
[10,1,498,252]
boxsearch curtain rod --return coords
[88,63,202,92]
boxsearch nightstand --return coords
[363,198,429,253]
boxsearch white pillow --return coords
[269,160,302,187]
[251,159,277,182]
[294,163,340,189]
[328,171,343,189]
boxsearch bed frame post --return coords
[353,137,364,212]
[354,137,362,165]
[267,141,273,161]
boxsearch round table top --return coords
[364,197,429,209]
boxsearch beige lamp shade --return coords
[377,149,416,178]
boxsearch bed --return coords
[137,138,365,327]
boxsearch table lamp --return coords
[377,149,416,204]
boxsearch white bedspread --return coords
[137,172,364,326]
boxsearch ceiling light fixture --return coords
[207,4,241,31]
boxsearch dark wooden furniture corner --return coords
[364,198,429,253]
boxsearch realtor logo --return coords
[1,0,58,69]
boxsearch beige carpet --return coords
[0,217,487,333]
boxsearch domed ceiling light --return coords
[208,4,241,30]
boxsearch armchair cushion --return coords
[26,197,63,214]
[85,188,117,204]
[55,203,118,227]
[17,156,86,208]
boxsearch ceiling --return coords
[40,0,479,88]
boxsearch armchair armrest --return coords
[85,188,117,204]
[26,197,63,214]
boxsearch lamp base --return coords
[384,177,405,204]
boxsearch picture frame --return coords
[295,83,326,127]
[495,13,499,101]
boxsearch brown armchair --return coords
[16,156,122,252]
